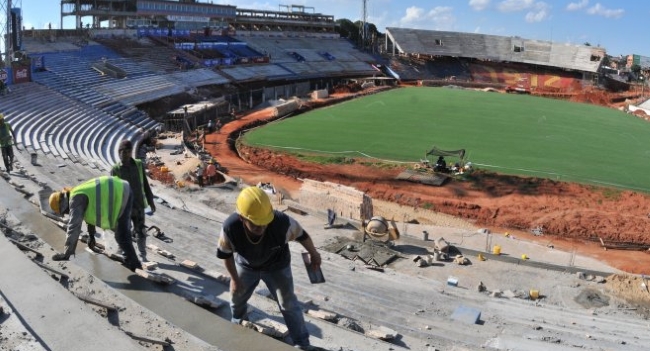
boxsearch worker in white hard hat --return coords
[217,186,321,350]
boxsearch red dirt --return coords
[202,89,650,274]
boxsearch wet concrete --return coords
[1,180,296,351]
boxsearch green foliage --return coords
[243,87,650,192]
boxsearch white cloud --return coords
[525,2,550,22]
[566,0,588,11]
[497,0,534,13]
[400,6,456,30]
[401,6,425,23]
[495,0,551,22]
[586,3,624,18]
[469,0,491,11]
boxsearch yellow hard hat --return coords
[49,191,62,215]
[236,186,274,226]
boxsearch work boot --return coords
[52,253,70,261]
[87,234,102,253]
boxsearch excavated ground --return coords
[199,87,650,274]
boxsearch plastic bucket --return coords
[529,289,540,300]
[492,245,501,255]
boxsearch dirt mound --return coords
[194,88,650,274]
[605,274,650,318]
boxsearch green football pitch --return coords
[242,87,650,192]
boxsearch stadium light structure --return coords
[0,0,10,66]
[359,0,368,50]
[1,0,21,67]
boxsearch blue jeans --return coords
[115,191,141,271]
[231,264,310,347]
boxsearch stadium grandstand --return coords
[0,1,639,175]
[383,27,611,93]
[0,1,379,173]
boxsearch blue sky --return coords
[19,0,647,57]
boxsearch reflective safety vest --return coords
[71,176,125,229]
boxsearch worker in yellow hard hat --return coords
[48,176,142,272]
[217,186,321,349]
[0,113,19,173]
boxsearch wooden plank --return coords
[6,237,43,257]
[75,294,119,311]
[124,331,172,346]
[32,260,69,279]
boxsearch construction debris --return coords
[7,238,42,257]
[124,331,173,346]
[182,292,224,309]
[599,237,650,251]
[306,309,338,322]
[76,294,119,312]
[453,255,468,265]
[146,244,176,260]
[324,236,400,267]
[447,276,459,287]
[33,260,69,279]
[435,237,450,252]
[180,259,200,270]
[142,261,158,270]
[135,269,175,284]
[241,320,289,338]
[365,326,398,340]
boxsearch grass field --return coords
[243,87,650,192]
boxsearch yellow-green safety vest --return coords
[71,176,125,229]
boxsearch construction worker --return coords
[48,176,142,272]
[196,163,205,187]
[110,139,156,262]
[205,159,217,185]
[0,113,18,172]
[217,186,321,350]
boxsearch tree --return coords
[335,19,358,42]
[584,42,591,46]
[335,18,383,49]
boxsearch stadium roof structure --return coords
[385,27,605,73]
